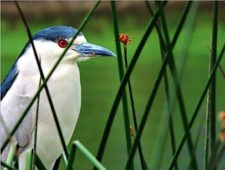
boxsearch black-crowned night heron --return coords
[0,26,115,169]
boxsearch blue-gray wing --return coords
[1,40,30,100]
[1,63,18,100]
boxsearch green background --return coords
[1,2,225,169]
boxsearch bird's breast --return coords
[37,63,81,142]
[33,63,81,167]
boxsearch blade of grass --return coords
[157,1,198,168]
[150,94,175,170]
[110,1,133,163]
[207,141,225,170]
[205,1,219,169]
[188,113,205,170]
[125,38,171,170]
[25,149,32,170]
[172,1,198,168]
[218,65,225,78]
[175,2,199,81]
[111,1,147,169]
[145,2,177,169]
[96,2,167,163]
[205,95,210,170]
[207,141,221,170]
[1,0,101,153]
[205,1,219,168]
[52,155,62,170]
[126,1,194,169]
[150,1,198,169]
[3,142,17,170]
[66,143,77,170]
[210,1,219,149]
[123,44,148,169]
[35,153,47,170]
[1,161,17,170]
[169,43,225,169]
[67,141,106,170]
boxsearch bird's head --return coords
[22,26,115,66]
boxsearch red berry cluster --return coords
[218,111,225,142]
[119,34,131,46]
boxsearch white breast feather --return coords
[0,40,81,169]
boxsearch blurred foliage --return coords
[1,6,225,169]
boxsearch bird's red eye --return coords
[58,39,68,48]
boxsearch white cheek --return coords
[71,35,87,45]
[17,39,80,76]
[37,41,78,62]
[37,41,61,60]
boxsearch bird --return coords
[0,26,115,169]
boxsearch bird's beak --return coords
[73,42,116,57]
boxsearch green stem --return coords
[126,1,195,169]
[25,149,32,170]
[123,45,147,169]
[169,44,225,169]
[218,65,225,78]
[188,113,205,170]
[205,2,219,169]
[207,141,221,170]
[110,1,133,162]
[96,2,167,163]
[68,141,106,170]
[145,2,177,169]
[35,153,47,170]
[158,2,198,169]
[66,142,77,170]
[205,101,210,170]
[4,143,17,170]
[210,0,218,153]
[1,161,17,170]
